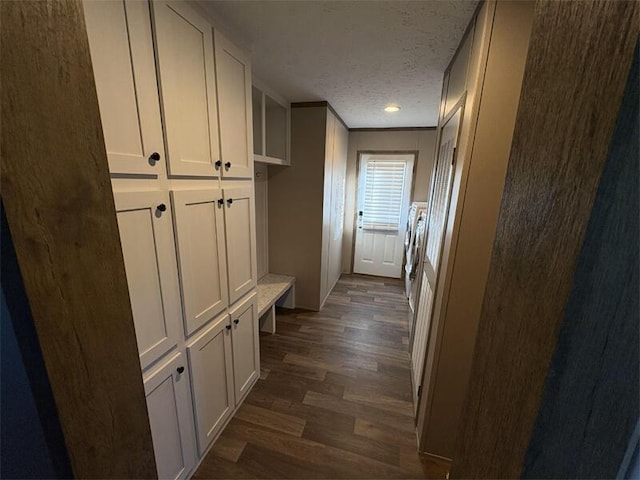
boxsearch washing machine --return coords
[404,202,428,300]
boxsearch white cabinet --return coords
[229,292,260,403]
[144,352,196,480]
[326,112,348,296]
[252,81,291,165]
[152,0,221,177]
[84,0,164,175]
[114,190,181,369]
[223,186,258,304]
[90,3,261,472]
[171,189,228,335]
[187,313,235,455]
[214,31,253,179]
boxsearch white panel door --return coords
[353,154,415,278]
[411,270,434,407]
[223,186,257,304]
[413,105,462,407]
[171,189,228,335]
[424,108,462,277]
[152,1,220,177]
[84,0,164,175]
[187,313,235,455]
[229,292,260,403]
[214,30,253,179]
[114,190,181,369]
[144,352,196,480]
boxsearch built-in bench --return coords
[257,273,295,334]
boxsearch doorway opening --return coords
[353,152,415,278]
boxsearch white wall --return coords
[342,129,437,273]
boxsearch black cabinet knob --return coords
[149,152,160,162]
[177,366,184,374]
[226,198,233,205]
[224,161,231,169]
[225,325,231,331]
[233,319,239,325]
[157,203,167,212]
[217,198,224,207]
[215,160,222,168]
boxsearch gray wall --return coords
[342,129,437,273]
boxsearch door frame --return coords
[350,150,419,275]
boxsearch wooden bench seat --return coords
[257,273,295,333]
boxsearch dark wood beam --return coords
[1,1,156,477]
[451,0,639,477]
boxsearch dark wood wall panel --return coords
[522,41,639,479]
[1,1,156,478]
[450,0,639,478]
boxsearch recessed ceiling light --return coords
[384,105,400,113]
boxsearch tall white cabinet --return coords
[152,0,221,177]
[84,1,259,478]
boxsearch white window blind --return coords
[362,160,407,231]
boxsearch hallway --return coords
[193,275,449,479]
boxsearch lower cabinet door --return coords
[222,186,257,304]
[187,313,235,455]
[144,352,196,480]
[229,292,260,403]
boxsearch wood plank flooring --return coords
[193,275,450,479]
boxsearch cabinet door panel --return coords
[214,31,253,179]
[229,292,259,403]
[223,186,257,304]
[114,190,181,369]
[84,0,164,174]
[152,1,220,177]
[187,314,234,454]
[172,189,228,335]
[144,352,196,480]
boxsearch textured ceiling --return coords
[200,1,477,128]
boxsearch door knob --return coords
[215,160,222,169]
[176,366,184,374]
[226,198,233,205]
[224,161,231,169]
[233,319,239,325]
[225,325,231,330]
[217,198,224,207]
[157,203,167,212]
[149,152,160,163]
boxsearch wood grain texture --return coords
[451,1,639,478]
[522,41,639,479]
[193,275,450,479]
[0,1,156,478]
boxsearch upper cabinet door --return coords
[214,31,253,179]
[152,1,220,177]
[171,189,229,335]
[114,190,181,369]
[84,0,164,175]
[223,186,258,304]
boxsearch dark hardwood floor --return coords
[193,274,450,479]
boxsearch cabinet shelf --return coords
[254,153,289,166]
[252,79,290,166]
